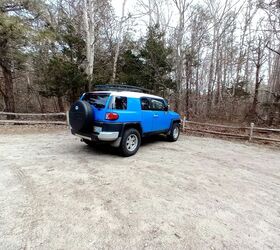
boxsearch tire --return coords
[167,123,180,142]
[69,100,93,132]
[120,128,141,157]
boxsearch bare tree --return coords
[234,0,257,95]
[248,37,267,121]
[111,0,128,83]
[172,0,190,113]
[83,0,95,91]
[137,0,173,32]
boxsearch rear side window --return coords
[83,93,109,109]
[141,98,151,110]
[110,96,127,110]
[150,98,165,111]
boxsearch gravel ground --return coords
[0,126,279,250]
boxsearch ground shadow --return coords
[76,134,169,156]
[140,134,168,147]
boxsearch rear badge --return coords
[75,106,79,110]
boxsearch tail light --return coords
[105,112,119,120]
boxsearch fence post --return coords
[66,111,69,126]
[182,116,186,132]
[249,122,254,141]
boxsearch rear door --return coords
[81,92,110,121]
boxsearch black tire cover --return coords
[69,100,93,132]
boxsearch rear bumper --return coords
[71,130,119,142]
[98,131,119,141]
[71,121,124,142]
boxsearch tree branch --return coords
[0,4,24,13]
[265,44,280,56]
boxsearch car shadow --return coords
[83,142,120,156]
[79,135,168,156]
[140,134,168,147]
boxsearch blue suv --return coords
[68,85,181,156]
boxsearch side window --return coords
[141,98,151,110]
[111,96,127,110]
[150,98,165,111]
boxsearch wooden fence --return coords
[0,112,67,125]
[0,112,279,143]
[182,118,280,143]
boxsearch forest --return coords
[0,0,280,126]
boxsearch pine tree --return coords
[140,24,174,93]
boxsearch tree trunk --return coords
[234,1,254,95]
[250,64,261,118]
[249,39,263,121]
[185,58,190,118]
[185,82,190,119]
[207,36,216,116]
[185,51,193,119]
[83,0,95,91]
[173,0,189,115]
[57,96,65,112]
[1,66,15,115]
[195,64,199,115]
[215,42,223,106]
[111,0,127,83]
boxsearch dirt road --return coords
[0,126,279,249]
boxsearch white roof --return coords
[91,91,164,99]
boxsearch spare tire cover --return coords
[69,100,93,132]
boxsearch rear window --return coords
[109,96,127,110]
[82,93,109,109]
[141,98,151,110]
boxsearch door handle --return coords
[153,114,159,118]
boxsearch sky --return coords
[111,0,205,17]
[111,0,151,37]
[111,0,136,17]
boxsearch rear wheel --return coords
[120,128,141,157]
[167,123,180,142]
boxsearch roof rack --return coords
[94,84,151,93]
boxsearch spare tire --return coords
[69,100,93,132]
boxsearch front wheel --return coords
[120,128,141,157]
[167,123,180,142]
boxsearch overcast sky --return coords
[111,0,206,16]
[111,0,135,17]
[111,0,151,37]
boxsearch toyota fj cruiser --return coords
[68,85,181,156]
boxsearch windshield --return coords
[82,93,110,109]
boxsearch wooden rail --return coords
[0,112,65,116]
[0,120,66,125]
[184,120,280,132]
[182,117,280,143]
[0,111,67,125]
